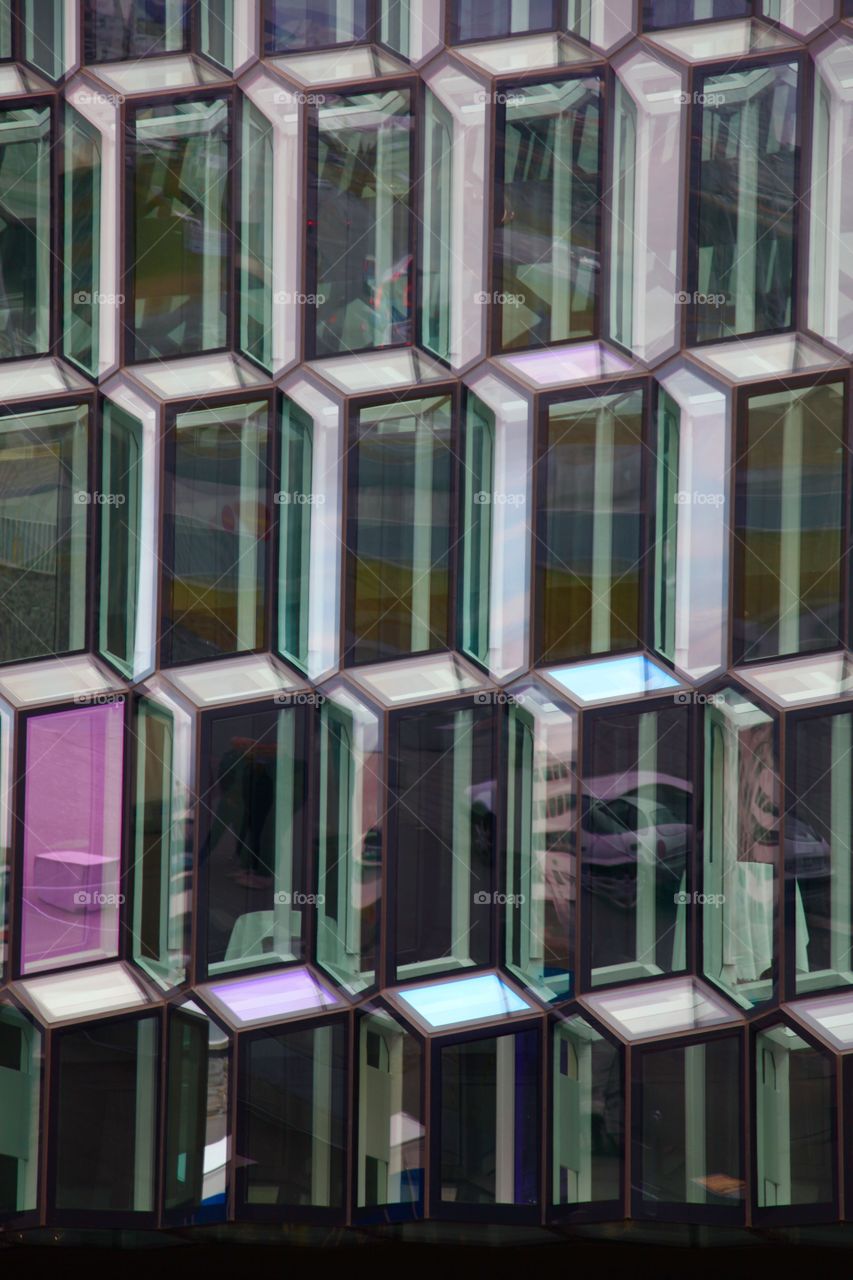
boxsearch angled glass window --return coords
[637,1035,743,1215]
[703,690,778,1009]
[439,1029,539,1207]
[164,1008,211,1218]
[239,1021,347,1210]
[162,401,269,665]
[0,1006,40,1214]
[201,704,309,975]
[451,0,556,41]
[755,1026,834,1211]
[505,682,576,1002]
[420,89,453,364]
[239,101,273,371]
[459,394,493,667]
[21,0,63,80]
[553,1017,621,1209]
[690,60,799,343]
[357,1011,423,1210]
[0,406,87,665]
[266,0,373,51]
[132,698,191,989]
[495,76,601,352]
[392,702,495,981]
[200,0,235,69]
[584,703,691,988]
[790,709,853,995]
[642,0,752,28]
[0,104,50,358]
[0,1,10,59]
[278,398,312,671]
[347,395,453,666]
[734,381,845,663]
[316,687,382,993]
[538,387,644,663]
[84,0,189,61]
[53,1016,158,1214]
[20,701,125,975]
[310,88,413,357]
[63,106,101,377]
[130,96,230,362]
[99,403,142,678]
[653,390,680,665]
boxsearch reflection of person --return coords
[209,740,276,889]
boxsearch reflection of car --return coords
[785,816,831,880]
[580,779,691,909]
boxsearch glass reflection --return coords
[357,1012,422,1209]
[691,61,799,342]
[266,0,371,51]
[131,97,230,361]
[311,89,412,356]
[0,1006,40,1213]
[496,77,601,352]
[452,0,554,41]
[755,1026,834,1209]
[84,0,188,62]
[553,1017,621,1207]
[0,105,50,357]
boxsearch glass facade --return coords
[1,0,853,1249]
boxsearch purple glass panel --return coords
[21,701,125,973]
[206,967,339,1024]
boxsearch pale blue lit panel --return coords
[397,973,533,1029]
[548,654,681,704]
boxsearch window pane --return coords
[393,704,494,981]
[440,1031,539,1205]
[203,706,308,974]
[85,0,188,62]
[63,106,101,376]
[735,381,844,662]
[692,62,798,342]
[703,690,778,1009]
[357,1012,422,1208]
[756,1027,834,1209]
[241,1023,347,1208]
[452,0,554,41]
[21,701,125,974]
[163,401,269,664]
[0,105,51,357]
[790,713,853,995]
[54,1017,158,1212]
[266,0,371,50]
[312,89,412,356]
[460,394,493,666]
[0,406,88,664]
[131,97,230,361]
[585,704,691,987]
[496,77,601,351]
[278,398,312,670]
[540,389,644,662]
[348,396,452,665]
[132,699,191,987]
[421,90,453,363]
[99,403,142,676]
[553,1018,621,1206]
[643,0,751,29]
[201,0,234,69]
[239,101,273,370]
[22,0,63,79]
[653,391,680,663]
[0,1007,40,1213]
[164,1011,209,1214]
[639,1037,742,1210]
